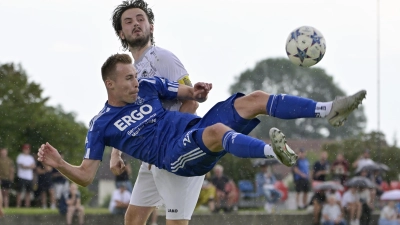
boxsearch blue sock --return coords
[222,131,267,158]
[266,94,316,119]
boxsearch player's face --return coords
[120,8,153,48]
[111,63,139,105]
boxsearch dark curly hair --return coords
[112,0,155,51]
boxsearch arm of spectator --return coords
[310,167,315,180]
[9,163,15,181]
[321,206,330,221]
[76,196,82,207]
[66,193,76,206]
[115,200,129,208]
[36,163,46,174]
[19,163,36,170]
[352,158,360,168]
[293,167,307,179]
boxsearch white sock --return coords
[264,145,277,159]
[315,101,333,118]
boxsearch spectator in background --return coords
[321,195,347,225]
[51,154,69,207]
[310,190,327,225]
[36,161,56,209]
[0,186,3,218]
[0,147,15,208]
[109,184,131,215]
[293,148,310,210]
[342,187,361,225]
[211,164,238,213]
[16,144,36,208]
[115,158,133,192]
[255,164,281,213]
[66,183,84,225]
[353,150,374,173]
[326,189,342,206]
[196,172,216,212]
[312,151,330,182]
[357,188,373,225]
[331,153,350,185]
[379,201,399,225]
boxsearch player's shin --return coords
[266,94,332,119]
[222,131,277,159]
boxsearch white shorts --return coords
[130,162,204,220]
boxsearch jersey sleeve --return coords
[156,49,189,82]
[142,77,179,100]
[83,118,106,161]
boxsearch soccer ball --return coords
[285,26,326,67]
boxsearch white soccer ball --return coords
[285,26,326,67]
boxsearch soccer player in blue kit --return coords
[38,53,366,189]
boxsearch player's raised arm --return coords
[177,82,212,103]
[37,143,100,187]
[177,75,199,114]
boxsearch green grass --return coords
[4,207,110,215]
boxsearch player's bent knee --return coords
[206,123,230,137]
[248,90,269,101]
[203,123,231,151]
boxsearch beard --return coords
[126,31,151,50]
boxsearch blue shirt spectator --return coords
[294,157,310,181]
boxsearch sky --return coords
[0,0,399,145]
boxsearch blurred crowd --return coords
[195,148,400,225]
[2,144,400,225]
[292,148,393,225]
[0,144,85,225]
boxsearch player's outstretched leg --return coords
[325,90,366,127]
[234,90,366,127]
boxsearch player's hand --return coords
[193,82,212,102]
[110,153,125,175]
[37,142,63,169]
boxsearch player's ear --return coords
[105,79,114,90]
[150,24,154,34]
[119,30,125,40]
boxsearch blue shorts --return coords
[165,93,260,176]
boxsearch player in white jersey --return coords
[110,1,204,224]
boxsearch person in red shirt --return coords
[331,153,350,185]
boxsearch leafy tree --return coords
[229,58,366,140]
[0,63,87,164]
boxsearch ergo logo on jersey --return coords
[114,104,153,131]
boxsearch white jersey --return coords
[129,46,204,220]
[134,46,189,111]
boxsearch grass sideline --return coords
[4,207,110,215]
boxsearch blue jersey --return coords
[84,76,260,176]
[84,76,200,168]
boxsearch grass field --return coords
[3,207,110,215]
